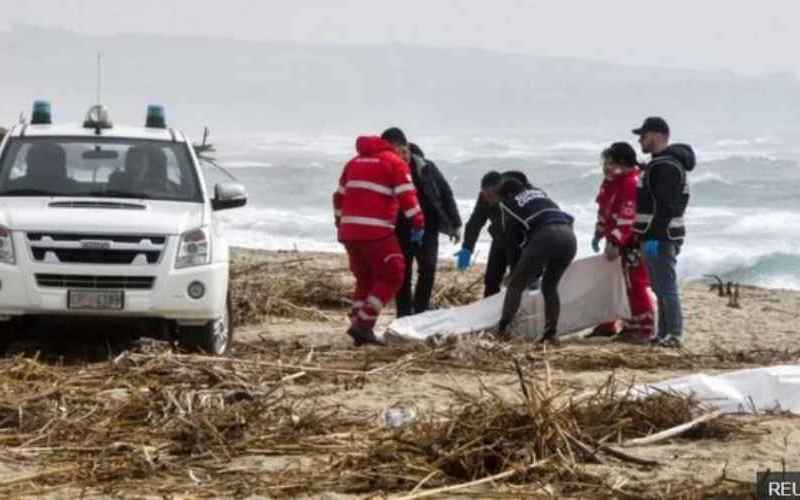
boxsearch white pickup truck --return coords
[0,102,247,355]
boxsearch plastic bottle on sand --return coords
[384,406,416,428]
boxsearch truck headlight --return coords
[0,226,15,265]
[175,227,211,269]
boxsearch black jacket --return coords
[397,153,462,237]
[463,194,502,252]
[463,171,531,252]
[634,144,696,242]
[499,186,574,267]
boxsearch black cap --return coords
[632,117,670,136]
[381,127,408,146]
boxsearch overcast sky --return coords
[3,0,798,75]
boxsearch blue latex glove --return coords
[591,235,602,253]
[410,228,425,245]
[454,248,472,271]
[643,240,660,259]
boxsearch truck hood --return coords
[0,198,205,235]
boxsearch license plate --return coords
[68,290,124,310]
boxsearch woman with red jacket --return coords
[587,157,622,338]
[590,143,656,344]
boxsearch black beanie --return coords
[499,178,525,198]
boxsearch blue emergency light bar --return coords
[31,100,52,125]
[146,105,166,129]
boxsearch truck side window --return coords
[8,144,30,181]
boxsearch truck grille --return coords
[36,274,155,290]
[27,233,166,265]
[48,201,146,210]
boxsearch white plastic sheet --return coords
[387,255,630,342]
[634,365,800,415]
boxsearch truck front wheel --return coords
[177,292,233,355]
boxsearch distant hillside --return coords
[1,25,798,137]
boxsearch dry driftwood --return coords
[393,459,553,500]
[622,410,724,447]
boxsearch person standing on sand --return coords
[393,138,462,317]
[586,154,622,338]
[494,177,577,344]
[590,143,656,344]
[333,130,425,347]
[456,170,533,297]
[632,117,697,348]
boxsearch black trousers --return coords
[484,240,509,298]
[484,240,540,297]
[396,229,439,317]
[500,224,577,335]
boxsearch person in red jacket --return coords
[592,143,655,344]
[333,129,425,347]
[586,159,623,338]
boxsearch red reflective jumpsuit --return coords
[597,169,655,339]
[333,136,425,330]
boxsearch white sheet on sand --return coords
[634,365,800,415]
[386,255,630,342]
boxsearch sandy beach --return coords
[0,247,798,499]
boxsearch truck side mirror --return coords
[212,182,247,211]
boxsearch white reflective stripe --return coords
[405,206,421,218]
[340,216,395,229]
[358,310,377,321]
[611,229,623,240]
[346,180,393,196]
[635,214,653,223]
[356,158,381,164]
[384,253,404,263]
[337,186,346,195]
[499,202,530,231]
[367,295,384,311]
[395,183,415,194]
[669,217,685,228]
[615,218,635,225]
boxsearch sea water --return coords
[212,131,800,290]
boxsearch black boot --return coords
[539,329,560,347]
[496,319,512,341]
[347,327,385,347]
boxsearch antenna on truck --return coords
[96,52,103,105]
[84,52,113,133]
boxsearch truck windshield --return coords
[0,137,202,202]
